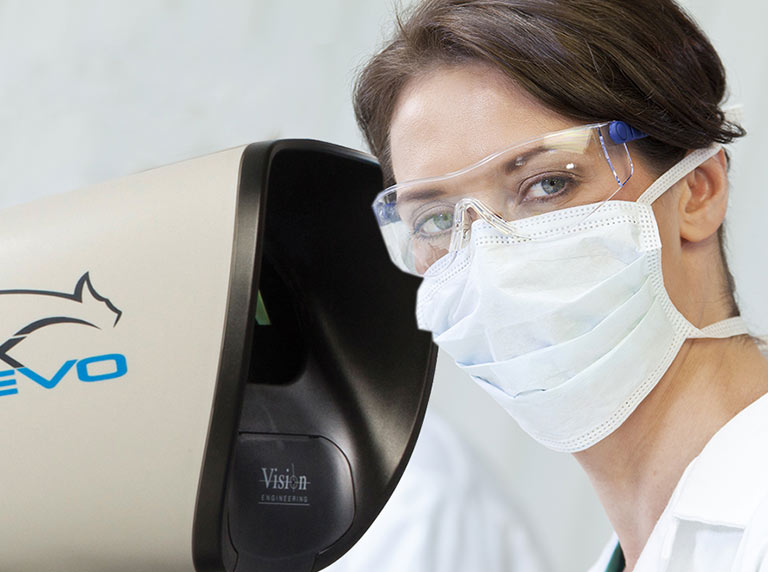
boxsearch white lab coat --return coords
[326,409,548,572]
[589,391,768,572]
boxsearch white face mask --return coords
[416,145,749,453]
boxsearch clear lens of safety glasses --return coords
[372,121,646,276]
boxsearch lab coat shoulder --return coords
[732,488,768,571]
[589,391,768,572]
[674,390,768,571]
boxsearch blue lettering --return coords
[19,360,77,389]
[4,354,128,394]
[76,354,128,382]
[0,369,17,397]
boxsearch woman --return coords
[354,0,768,570]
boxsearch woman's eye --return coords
[526,175,571,199]
[414,211,453,237]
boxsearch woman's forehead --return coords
[389,64,577,184]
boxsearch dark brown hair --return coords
[354,0,745,312]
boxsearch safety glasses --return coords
[372,121,646,276]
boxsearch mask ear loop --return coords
[693,316,750,338]
[635,110,750,338]
[636,144,722,206]
[637,105,744,205]
[637,105,743,205]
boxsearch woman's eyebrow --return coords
[398,146,569,205]
[502,146,553,173]
[397,187,447,205]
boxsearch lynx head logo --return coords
[0,273,122,369]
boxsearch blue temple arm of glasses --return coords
[608,121,647,144]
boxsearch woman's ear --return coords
[677,149,729,243]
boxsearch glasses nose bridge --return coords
[449,197,495,251]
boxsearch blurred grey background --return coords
[1,1,765,570]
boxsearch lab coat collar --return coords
[671,391,768,528]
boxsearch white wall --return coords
[0,1,765,571]
[0,0,395,207]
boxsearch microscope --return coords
[0,141,436,571]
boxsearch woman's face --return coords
[388,63,687,300]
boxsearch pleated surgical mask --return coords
[415,144,749,452]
